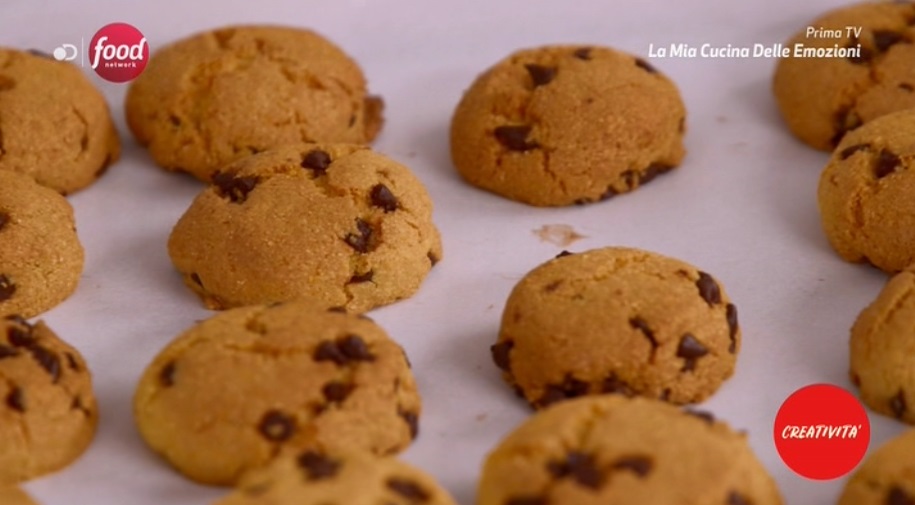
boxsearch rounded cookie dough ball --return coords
[838,429,915,505]
[450,45,686,207]
[0,170,84,318]
[477,396,783,505]
[125,25,384,181]
[0,48,120,194]
[818,108,915,273]
[133,300,422,486]
[0,315,98,485]
[773,1,915,150]
[168,143,442,313]
[215,451,456,505]
[492,247,739,408]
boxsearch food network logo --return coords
[50,22,148,83]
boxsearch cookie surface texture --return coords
[168,143,442,312]
[773,1,915,150]
[838,428,915,505]
[492,247,739,408]
[125,25,383,181]
[133,300,421,486]
[477,396,783,505]
[449,45,686,207]
[0,316,98,485]
[0,170,84,318]
[818,108,915,272]
[0,48,120,194]
[0,486,39,505]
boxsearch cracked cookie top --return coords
[450,45,686,207]
[125,25,384,182]
[167,143,442,313]
[133,299,421,486]
[0,48,120,194]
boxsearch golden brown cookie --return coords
[0,486,38,505]
[0,315,98,485]
[450,45,686,207]
[818,108,915,273]
[0,48,119,194]
[168,143,442,313]
[773,1,915,150]
[492,247,739,408]
[0,170,84,318]
[134,300,421,486]
[477,396,783,505]
[125,25,384,181]
[838,428,915,505]
[214,451,456,505]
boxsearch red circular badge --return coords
[773,383,870,480]
[88,22,148,83]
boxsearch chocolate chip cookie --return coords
[125,25,384,182]
[773,1,915,150]
[492,247,739,408]
[0,486,38,505]
[450,45,686,206]
[133,300,421,486]
[168,143,442,313]
[0,48,120,194]
[0,170,84,318]
[478,396,783,505]
[214,451,456,505]
[838,428,915,504]
[0,315,98,485]
[818,108,915,273]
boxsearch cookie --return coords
[492,247,739,408]
[449,45,686,207]
[818,108,915,273]
[133,300,421,486]
[168,143,442,313]
[0,170,84,318]
[773,1,915,150]
[0,486,38,505]
[0,48,120,194]
[0,315,98,485]
[214,451,456,505]
[478,395,783,505]
[125,25,384,182]
[838,428,915,504]
[850,265,915,423]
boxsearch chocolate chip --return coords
[599,186,619,200]
[544,280,563,292]
[387,478,430,502]
[726,303,739,353]
[537,375,590,408]
[685,408,716,424]
[399,407,419,439]
[296,451,340,480]
[887,486,915,505]
[639,162,672,185]
[0,211,8,231]
[427,251,440,266]
[348,270,374,284]
[573,47,592,60]
[65,353,79,371]
[831,107,863,147]
[629,317,658,348]
[327,306,347,313]
[875,149,903,178]
[612,455,653,477]
[555,250,573,259]
[6,386,24,412]
[491,341,514,372]
[344,218,374,253]
[339,334,374,361]
[635,58,657,73]
[0,275,16,302]
[29,346,60,383]
[852,373,862,387]
[874,30,905,52]
[7,326,33,348]
[727,491,751,505]
[212,172,259,203]
[900,83,915,92]
[190,273,203,286]
[322,381,354,403]
[840,143,870,160]
[847,38,873,65]
[258,410,296,441]
[314,341,346,364]
[302,149,331,175]
[494,125,539,151]
[160,361,176,387]
[602,373,635,396]
[677,334,708,372]
[0,345,17,359]
[505,497,547,505]
[891,389,907,418]
[696,272,721,306]
[547,452,603,489]
[370,184,399,212]
[525,64,557,87]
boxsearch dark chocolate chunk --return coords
[874,30,905,52]
[685,408,716,424]
[537,375,590,408]
[302,149,332,175]
[547,452,603,489]
[891,389,907,419]
[386,478,430,502]
[887,486,915,505]
[427,250,440,266]
[0,211,8,231]
[6,386,24,412]
[258,410,296,441]
[726,303,739,353]
[296,451,341,480]
[343,218,374,253]
[314,341,347,364]
[635,58,657,73]
[0,345,17,359]
[339,334,374,361]
[491,341,514,372]
[348,270,374,284]
[525,64,557,87]
[831,107,863,147]
[840,143,870,160]
[602,373,635,396]
[852,373,862,387]
[555,250,573,259]
[629,317,658,348]
[7,326,34,348]
[494,125,539,151]
[505,496,547,505]
[370,184,399,212]
[322,381,354,403]
[900,83,915,92]
[573,47,592,60]
[0,275,15,302]
[612,455,653,477]
[696,271,722,306]
[65,352,80,372]
[160,361,176,387]
[190,273,203,286]
[212,172,259,203]
[29,346,60,383]
[327,306,347,314]
[727,491,751,505]
[676,334,708,372]
[875,149,903,178]
[599,185,619,200]
[847,38,874,65]
[399,407,419,439]
[640,162,673,185]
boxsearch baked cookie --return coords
[0,486,38,505]
[838,428,915,505]
[168,143,442,313]
[773,1,915,150]
[818,108,915,272]
[125,25,384,181]
[0,315,98,485]
[134,300,421,486]
[478,396,783,505]
[492,247,739,408]
[0,170,84,318]
[0,47,120,194]
[214,451,456,505]
[450,45,686,207]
